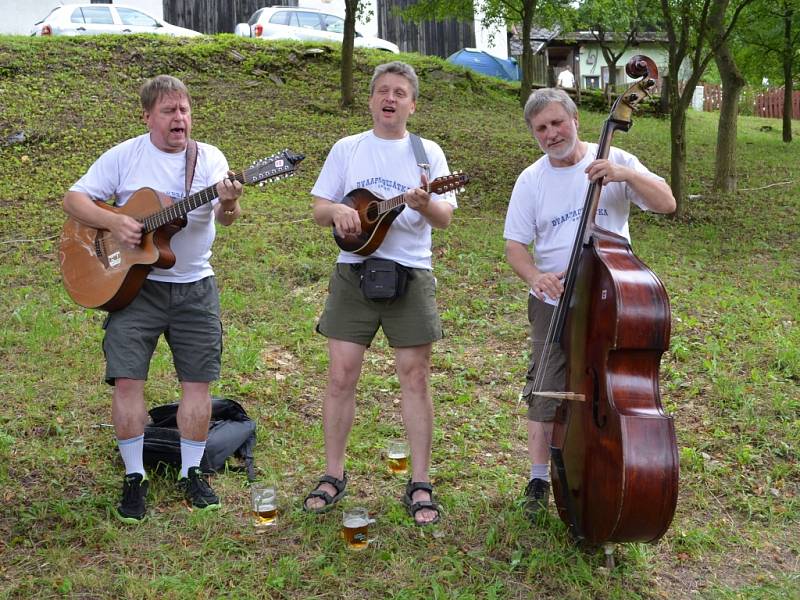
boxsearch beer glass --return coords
[341,507,374,550]
[386,439,409,474]
[250,483,278,528]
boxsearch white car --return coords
[234,6,399,53]
[31,4,202,37]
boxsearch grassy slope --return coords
[0,35,797,599]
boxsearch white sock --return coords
[180,438,207,478]
[531,463,550,483]
[117,434,145,477]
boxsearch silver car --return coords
[234,6,399,53]
[31,3,202,37]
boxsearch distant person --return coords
[305,61,457,525]
[503,88,676,520]
[62,75,243,523]
[557,65,575,89]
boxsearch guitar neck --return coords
[140,173,245,233]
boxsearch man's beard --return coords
[538,132,578,161]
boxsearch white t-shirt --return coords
[558,69,576,88]
[70,133,230,283]
[311,130,457,269]
[504,143,664,303]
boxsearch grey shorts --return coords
[102,277,222,385]
[522,295,566,421]
[316,263,443,347]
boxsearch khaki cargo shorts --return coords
[316,263,443,348]
[522,295,566,421]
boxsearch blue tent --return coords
[447,48,520,82]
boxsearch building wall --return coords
[2,0,164,35]
[577,44,669,90]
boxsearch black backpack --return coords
[143,397,256,481]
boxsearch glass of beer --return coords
[386,439,409,474]
[250,483,278,528]
[342,507,373,550]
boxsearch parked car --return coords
[30,4,202,37]
[234,6,399,53]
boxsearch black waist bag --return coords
[360,258,412,300]
[143,397,256,481]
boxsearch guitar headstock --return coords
[243,149,305,186]
[430,171,470,195]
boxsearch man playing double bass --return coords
[504,88,676,520]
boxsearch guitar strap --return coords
[184,139,198,199]
[409,133,430,191]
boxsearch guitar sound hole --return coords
[365,202,379,222]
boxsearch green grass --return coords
[0,34,798,599]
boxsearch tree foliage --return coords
[659,0,754,214]
[403,0,573,106]
[574,0,662,89]
[731,0,800,87]
[732,0,800,141]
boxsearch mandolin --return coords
[59,149,304,311]
[332,172,469,256]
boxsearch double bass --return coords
[538,56,679,550]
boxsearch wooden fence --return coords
[702,83,800,119]
[163,0,295,35]
[754,87,800,119]
[377,0,475,58]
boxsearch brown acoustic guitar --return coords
[332,172,469,256]
[60,149,304,311]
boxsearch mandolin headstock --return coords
[429,171,470,195]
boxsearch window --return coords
[117,8,158,27]
[268,11,289,26]
[248,9,263,26]
[296,11,322,30]
[584,76,600,90]
[322,14,344,34]
[78,6,114,25]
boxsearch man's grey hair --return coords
[523,87,577,127]
[140,75,190,112]
[369,61,419,100]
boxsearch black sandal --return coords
[402,480,441,526]
[303,473,348,513]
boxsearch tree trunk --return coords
[340,0,358,108]
[782,6,794,143]
[711,3,746,192]
[669,76,688,219]
[519,0,537,107]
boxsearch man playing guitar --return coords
[62,75,243,522]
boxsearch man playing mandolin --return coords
[306,61,457,525]
[62,75,243,522]
[504,88,676,520]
